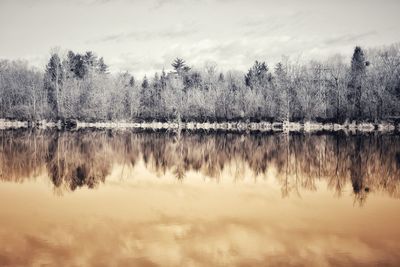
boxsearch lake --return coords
[0,130,400,267]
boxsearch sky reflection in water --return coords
[0,130,400,267]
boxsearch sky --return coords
[0,0,399,77]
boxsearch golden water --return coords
[0,130,399,266]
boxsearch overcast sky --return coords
[0,0,399,77]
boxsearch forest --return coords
[0,44,399,123]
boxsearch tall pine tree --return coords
[348,46,367,120]
[44,53,63,118]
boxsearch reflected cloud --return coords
[1,130,400,266]
[0,214,400,267]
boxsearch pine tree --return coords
[218,72,225,82]
[141,75,149,89]
[65,51,76,78]
[139,75,152,118]
[348,46,367,120]
[129,76,135,87]
[160,68,167,90]
[171,58,190,75]
[245,61,270,89]
[97,57,108,74]
[83,51,97,67]
[44,53,64,118]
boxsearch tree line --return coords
[0,44,399,123]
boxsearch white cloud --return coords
[0,0,399,76]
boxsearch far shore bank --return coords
[1,118,399,133]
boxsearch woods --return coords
[1,44,399,123]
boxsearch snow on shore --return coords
[67,120,400,133]
[0,119,399,133]
[0,119,28,129]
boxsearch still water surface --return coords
[0,130,400,267]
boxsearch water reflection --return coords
[1,130,400,266]
[0,130,399,202]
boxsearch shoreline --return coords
[0,119,399,133]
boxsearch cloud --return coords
[106,35,324,77]
[238,11,311,41]
[83,0,183,9]
[88,0,113,4]
[91,28,197,44]
[324,31,377,45]
[150,0,244,10]
[81,0,141,5]
[151,0,179,9]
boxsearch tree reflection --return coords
[45,131,111,192]
[0,129,399,203]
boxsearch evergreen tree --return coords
[83,51,97,67]
[218,72,225,82]
[65,51,76,78]
[141,75,149,89]
[139,75,152,118]
[160,68,167,90]
[44,53,63,118]
[68,53,86,79]
[348,46,367,120]
[121,72,134,119]
[97,57,108,74]
[129,76,135,87]
[245,61,271,89]
[172,58,190,75]
[184,71,202,89]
